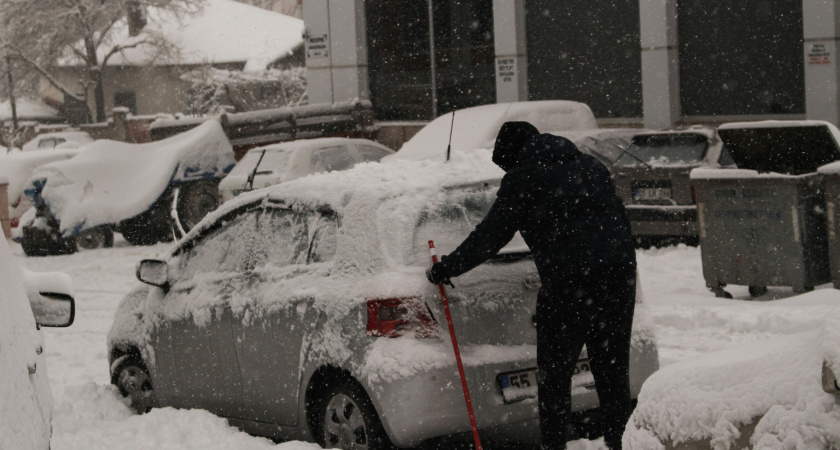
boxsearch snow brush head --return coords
[493,121,539,172]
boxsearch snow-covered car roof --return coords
[178,149,505,271]
[625,291,840,449]
[384,100,597,163]
[28,120,235,236]
[21,131,93,152]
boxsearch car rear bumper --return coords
[626,205,698,237]
[369,339,659,448]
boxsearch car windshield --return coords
[228,148,293,177]
[615,133,708,168]
[409,185,528,266]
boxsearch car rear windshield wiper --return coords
[245,149,268,191]
[612,142,653,169]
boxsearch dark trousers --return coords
[536,263,636,450]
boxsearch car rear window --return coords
[310,146,356,173]
[409,186,527,266]
[616,133,708,168]
[228,148,293,177]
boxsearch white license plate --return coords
[498,360,591,403]
[635,187,672,201]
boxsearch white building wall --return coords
[803,0,840,124]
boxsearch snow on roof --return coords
[58,0,304,71]
[384,101,598,163]
[626,292,840,448]
[0,99,60,121]
[31,120,235,236]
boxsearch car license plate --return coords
[498,360,591,403]
[634,187,672,201]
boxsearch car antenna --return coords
[611,142,653,169]
[245,148,268,191]
[446,111,455,162]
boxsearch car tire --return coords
[113,356,156,414]
[748,285,767,297]
[21,224,73,257]
[120,193,175,246]
[174,180,220,234]
[73,226,114,251]
[318,379,393,450]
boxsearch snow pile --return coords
[384,100,598,163]
[58,0,304,71]
[625,292,840,449]
[0,239,51,449]
[29,120,235,236]
[50,383,319,450]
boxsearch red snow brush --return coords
[428,240,483,450]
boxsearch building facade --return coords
[303,0,840,128]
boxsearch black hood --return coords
[518,133,582,167]
[493,121,540,171]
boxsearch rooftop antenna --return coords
[445,111,455,162]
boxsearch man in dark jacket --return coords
[426,121,637,450]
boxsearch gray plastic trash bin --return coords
[692,121,840,298]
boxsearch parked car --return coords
[384,100,599,163]
[0,238,76,449]
[20,131,94,152]
[625,297,840,449]
[20,120,236,256]
[610,127,734,247]
[562,128,649,170]
[107,159,659,449]
[0,146,86,238]
[218,138,393,203]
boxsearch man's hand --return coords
[426,262,454,288]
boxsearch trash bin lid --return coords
[718,120,840,175]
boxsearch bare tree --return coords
[0,0,204,122]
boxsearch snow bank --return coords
[384,101,597,163]
[50,383,319,450]
[0,239,51,449]
[625,297,840,449]
[30,120,235,236]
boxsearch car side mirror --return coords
[30,292,75,327]
[137,259,169,291]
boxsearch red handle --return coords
[428,240,483,450]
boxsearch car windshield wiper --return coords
[244,149,267,191]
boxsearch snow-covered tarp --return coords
[28,120,235,236]
[624,290,840,449]
[384,101,598,163]
[58,0,304,71]
[0,147,84,217]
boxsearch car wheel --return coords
[120,193,175,246]
[319,381,392,450]
[748,285,767,297]
[175,180,220,233]
[73,226,114,251]
[114,356,156,414]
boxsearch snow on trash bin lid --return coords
[718,120,840,175]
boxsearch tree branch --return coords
[8,52,85,103]
[100,38,151,68]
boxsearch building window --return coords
[678,0,804,117]
[526,0,643,118]
[366,0,496,121]
[114,90,138,115]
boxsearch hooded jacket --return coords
[438,132,636,284]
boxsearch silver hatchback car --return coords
[107,161,659,449]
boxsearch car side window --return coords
[177,211,261,279]
[310,146,357,173]
[356,145,391,162]
[252,209,310,269]
[307,212,338,263]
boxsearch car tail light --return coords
[366,298,438,338]
[11,196,20,208]
[691,185,697,204]
[10,217,19,228]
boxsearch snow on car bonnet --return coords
[385,100,597,162]
[29,120,235,236]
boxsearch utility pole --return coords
[5,55,19,135]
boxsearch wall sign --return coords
[496,57,516,83]
[307,33,330,59]
[808,43,831,65]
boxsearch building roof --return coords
[0,99,60,121]
[59,0,304,71]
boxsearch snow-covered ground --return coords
[9,238,839,449]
